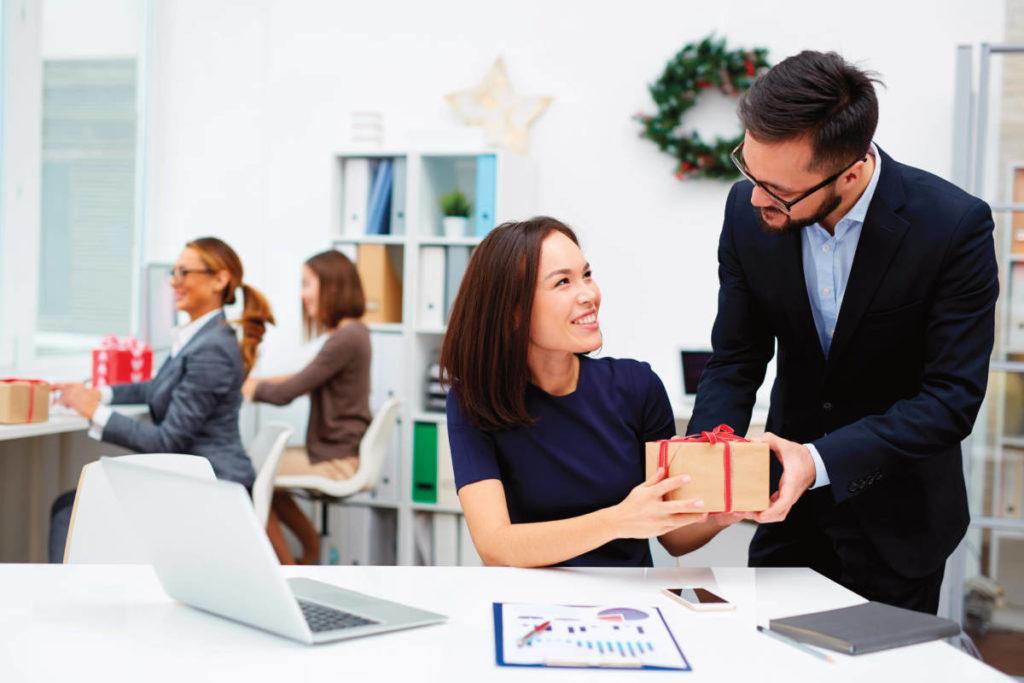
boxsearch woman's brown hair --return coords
[439,216,579,432]
[186,237,275,377]
[303,250,366,339]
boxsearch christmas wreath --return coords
[635,35,770,181]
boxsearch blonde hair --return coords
[186,237,275,377]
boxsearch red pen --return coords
[518,620,551,646]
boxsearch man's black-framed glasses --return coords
[730,142,867,214]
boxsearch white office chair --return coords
[274,398,400,533]
[63,453,216,564]
[247,422,293,526]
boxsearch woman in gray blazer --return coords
[50,237,274,560]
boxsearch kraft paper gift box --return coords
[0,379,51,424]
[644,425,770,512]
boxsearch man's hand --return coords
[751,432,816,524]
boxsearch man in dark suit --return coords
[688,51,997,613]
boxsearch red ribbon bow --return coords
[99,335,150,354]
[0,378,47,423]
[657,424,748,513]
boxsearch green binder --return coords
[412,422,438,504]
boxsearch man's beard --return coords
[755,190,843,235]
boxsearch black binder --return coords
[769,601,961,655]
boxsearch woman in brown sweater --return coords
[243,250,371,564]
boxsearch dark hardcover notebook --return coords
[769,601,961,655]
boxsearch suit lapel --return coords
[177,310,226,358]
[825,150,909,371]
[152,311,225,380]
[772,229,826,368]
[148,312,226,411]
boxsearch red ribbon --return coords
[657,424,748,513]
[99,335,150,354]
[0,378,47,423]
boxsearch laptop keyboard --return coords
[298,600,379,633]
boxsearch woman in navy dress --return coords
[441,217,737,567]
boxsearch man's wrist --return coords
[804,443,830,489]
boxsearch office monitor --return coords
[680,350,712,396]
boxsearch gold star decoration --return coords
[445,58,552,155]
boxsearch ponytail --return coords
[237,283,275,377]
[185,237,274,377]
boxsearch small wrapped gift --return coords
[0,379,51,424]
[645,424,770,512]
[92,336,153,388]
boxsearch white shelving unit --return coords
[949,44,1024,627]
[329,146,536,566]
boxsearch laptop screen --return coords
[680,350,712,395]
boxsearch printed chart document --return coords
[493,603,690,671]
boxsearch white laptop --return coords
[102,456,446,645]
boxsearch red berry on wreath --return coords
[638,35,770,181]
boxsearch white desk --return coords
[0,564,1009,682]
[0,404,149,442]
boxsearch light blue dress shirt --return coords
[801,144,881,489]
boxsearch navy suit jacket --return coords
[102,311,255,488]
[688,148,997,578]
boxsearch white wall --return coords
[42,0,142,58]
[142,0,1006,413]
[0,0,42,369]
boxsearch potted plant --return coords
[440,190,471,237]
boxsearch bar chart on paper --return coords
[493,602,691,670]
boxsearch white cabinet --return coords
[330,147,536,565]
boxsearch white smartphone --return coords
[662,587,735,611]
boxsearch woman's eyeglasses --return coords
[169,266,214,281]
[730,142,867,214]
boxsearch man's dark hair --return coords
[738,50,882,172]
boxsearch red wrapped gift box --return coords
[92,336,153,388]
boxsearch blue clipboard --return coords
[493,603,691,671]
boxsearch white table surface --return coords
[0,404,148,441]
[0,564,1009,682]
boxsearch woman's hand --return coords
[657,509,749,558]
[610,467,708,539]
[54,383,100,420]
[241,377,259,400]
[708,512,750,527]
